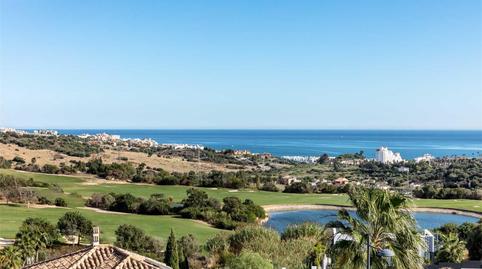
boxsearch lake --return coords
[265,210,480,232]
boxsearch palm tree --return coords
[0,246,23,269]
[435,232,466,263]
[330,187,425,269]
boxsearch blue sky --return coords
[0,0,481,129]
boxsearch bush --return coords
[42,164,60,174]
[38,196,52,205]
[115,224,163,259]
[12,156,25,163]
[260,182,279,192]
[205,233,229,255]
[281,222,325,242]
[0,156,12,168]
[225,251,273,269]
[283,182,312,193]
[467,224,482,260]
[54,197,67,207]
[229,226,281,255]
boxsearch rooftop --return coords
[24,244,171,269]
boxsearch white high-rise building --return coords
[375,147,403,163]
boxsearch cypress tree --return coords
[178,242,189,269]
[164,229,179,269]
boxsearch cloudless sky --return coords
[0,0,481,129]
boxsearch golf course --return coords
[0,169,481,243]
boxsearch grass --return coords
[1,169,481,243]
[0,204,224,243]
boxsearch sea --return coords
[51,129,482,159]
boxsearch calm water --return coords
[52,129,482,159]
[265,210,481,232]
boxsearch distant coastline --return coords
[39,129,482,159]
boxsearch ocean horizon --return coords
[22,129,482,159]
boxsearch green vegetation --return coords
[432,221,482,261]
[330,188,425,269]
[0,205,223,244]
[57,211,93,244]
[115,224,163,260]
[0,169,481,251]
[435,232,466,263]
[0,217,60,268]
[0,132,101,157]
[164,229,180,269]
[2,169,481,212]
[207,223,327,268]
[180,189,265,229]
[414,185,481,200]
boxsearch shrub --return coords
[54,197,67,207]
[42,164,60,174]
[0,156,12,168]
[467,224,482,260]
[205,233,230,255]
[229,226,280,255]
[281,222,325,242]
[283,182,312,193]
[12,156,25,164]
[37,196,52,205]
[260,182,279,192]
[225,251,273,269]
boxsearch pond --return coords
[265,210,480,233]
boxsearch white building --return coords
[420,229,435,261]
[414,154,435,163]
[375,147,403,164]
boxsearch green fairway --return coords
[0,204,225,243]
[0,169,352,207]
[1,169,481,243]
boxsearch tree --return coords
[115,224,148,251]
[114,224,163,259]
[178,243,188,269]
[15,217,59,263]
[182,188,209,208]
[164,229,179,269]
[0,246,22,269]
[466,223,482,260]
[436,232,466,263]
[178,234,199,259]
[225,251,273,269]
[330,187,425,269]
[57,212,93,245]
[318,153,330,164]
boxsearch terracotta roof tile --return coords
[23,245,171,269]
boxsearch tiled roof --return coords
[24,244,171,269]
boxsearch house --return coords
[333,177,349,186]
[24,226,171,269]
[24,244,172,269]
[397,166,410,173]
[415,154,435,163]
[278,175,300,185]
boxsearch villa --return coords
[24,244,171,269]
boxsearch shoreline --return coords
[262,204,482,219]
